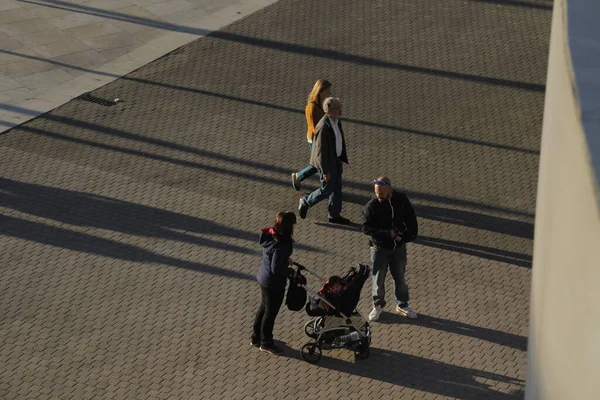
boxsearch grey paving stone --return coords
[0,46,38,64]
[63,21,124,41]
[102,5,163,33]
[85,0,138,11]
[0,1,21,13]
[0,7,37,24]
[11,28,69,47]
[0,72,22,91]
[143,1,199,17]
[0,32,23,50]
[1,58,56,79]
[98,46,141,64]
[47,13,105,30]
[82,31,144,52]
[31,38,90,59]
[0,87,34,104]
[200,0,243,12]
[159,8,209,26]
[133,0,175,6]
[52,49,108,72]
[0,18,57,36]
[28,5,74,19]
[13,68,73,89]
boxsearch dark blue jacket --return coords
[256,228,293,289]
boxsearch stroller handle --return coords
[292,262,327,283]
[292,261,305,270]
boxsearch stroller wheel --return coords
[363,335,372,346]
[300,343,322,364]
[354,346,370,360]
[304,319,318,338]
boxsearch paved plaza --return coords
[0,0,552,399]
[0,0,277,132]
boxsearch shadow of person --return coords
[0,178,323,254]
[344,192,534,240]
[280,344,523,399]
[313,222,361,232]
[417,236,532,268]
[376,313,526,351]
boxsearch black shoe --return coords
[291,173,301,191]
[259,344,283,355]
[298,198,308,219]
[328,216,351,225]
[250,337,260,348]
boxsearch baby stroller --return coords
[292,262,372,364]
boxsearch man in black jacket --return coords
[298,97,350,224]
[361,176,419,321]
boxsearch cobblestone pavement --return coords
[0,0,552,399]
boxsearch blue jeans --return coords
[301,166,343,219]
[371,243,409,308]
[296,143,317,181]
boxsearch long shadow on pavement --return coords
[279,343,524,399]
[313,222,361,232]
[19,0,544,92]
[0,104,535,218]
[311,222,532,267]
[0,178,322,254]
[4,119,534,240]
[474,0,552,10]
[0,54,539,156]
[344,193,534,240]
[0,57,541,157]
[1,125,533,267]
[377,313,527,351]
[417,236,532,268]
[1,103,537,219]
[0,214,253,280]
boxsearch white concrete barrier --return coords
[526,0,600,398]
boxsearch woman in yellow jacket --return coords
[291,79,332,191]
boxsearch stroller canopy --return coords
[337,264,370,316]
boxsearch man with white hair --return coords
[298,97,350,224]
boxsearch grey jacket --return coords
[309,115,349,176]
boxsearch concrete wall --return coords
[525,0,600,398]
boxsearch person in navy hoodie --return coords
[252,211,297,354]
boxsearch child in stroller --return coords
[293,263,372,364]
[308,275,345,316]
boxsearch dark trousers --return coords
[252,284,285,346]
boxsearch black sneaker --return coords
[298,198,308,219]
[250,337,260,348]
[328,216,350,225]
[260,344,283,355]
[291,173,301,191]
